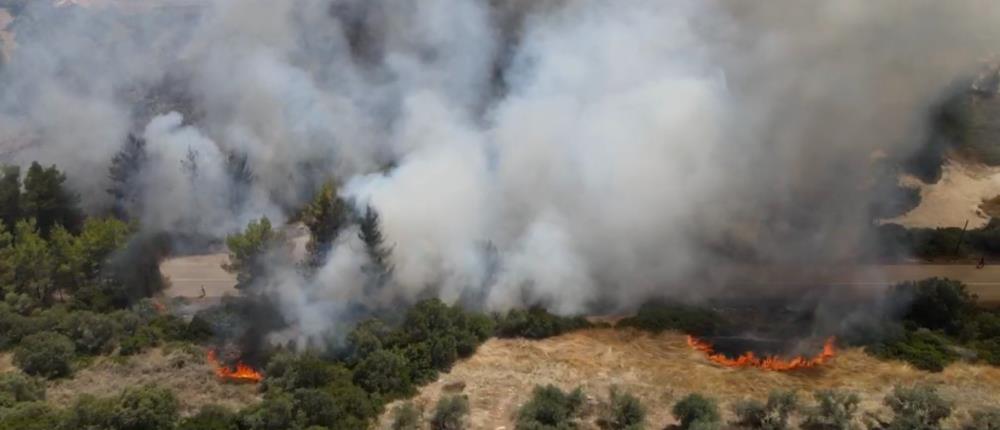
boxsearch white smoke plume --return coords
[2,0,1000,340]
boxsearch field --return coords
[378,328,1000,429]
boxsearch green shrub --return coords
[431,395,469,430]
[602,387,645,430]
[178,404,237,430]
[12,331,75,378]
[618,301,728,336]
[974,339,1000,366]
[293,388,339,429]
[0,372,45,408]
[262,352,335,392]
[867,330,957,372]
[732,390,798,430]
[893,278,977,336]
[58,311,116,355]
[962,407,1000,430]
[59,394,116,430]
[0,401,62,430]
[672,393,720,430]
[112,384,179,430]
[516,385,584,430]
[352,348,413,397]
[801,389,860,430]
[496,306,591,339]
[391,402,421,430]
[238,392,302,430]
[118,326,159,356]
[884,385,951,430]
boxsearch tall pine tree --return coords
[21,162,82,237]
[107,133,148,220]
[302,180,348,268]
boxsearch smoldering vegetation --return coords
[3,0,1000,347]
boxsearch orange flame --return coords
[686,335,836,371]
[206,350,263,383]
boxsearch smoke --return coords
[2,0,1000,342]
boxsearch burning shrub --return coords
[496,306,591,339]
[431,395,469,430]
[112,385,180,430]
[801,389,861,430]
[12,331,75,378]
[961,407,1000,430]
[867,330,957,372]
[177,404,237,430]
[392,402,422,430]
[600,387,645,430]
[672,393,721,430]
[516,384,585,429]
[883,384,952,430]
[0,372,45,408]
[618,301,729,336]
[732,390,798,430]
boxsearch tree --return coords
[884,385,951,430]
[238,392,302,430]
[0,372,45,408]
[107,134,148,220]
[223,217,285,290]
[301,181,348,268]
[732,390,798,430]
[12,331,75,378]
[352,348,412,396]
[10,220,55,307]
[21,162,81,237]
[672,393,720,430]
[602,387,645,430]
[0,165,20,230]
[60,394,116,430]
[895,278,977,336]
[112,384,180,430]
[516,385,584,430]
[358,205,393,287]
[431,395,469,430]
[802,390,860,430]
[226,151,255,213]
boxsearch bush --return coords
[962,407,1000,430]
[392,402,421,430]
[884,384,951,430]
[602,388,645,430]
[178,404,237,430]
[431,395,469,430]
[12,331,75,378]
[112,384,180,430]
[0,401,62,430]
[618,301,728,336]
[732,390,798,430]
[495,306,591,340]
[352,348,413,397]
[801,389,860,430]
[672,393,720,430]
[867,330,957,372]
[893,278,977,336]
[262,352,335,392]
[58,311,116,355]
[293,388,339,429]
[60,394,116,429]
[238,392,302,430]
[516,385,584,430]
[0,372,45,408]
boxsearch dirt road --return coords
[159,253,236,299]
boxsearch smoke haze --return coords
[2,0,1000,342]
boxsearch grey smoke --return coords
[2,0,1000,342]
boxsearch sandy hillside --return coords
[890,160,1000,229]
[379,329,1000,429]
[160,253,237,299]
[45,346,259,415]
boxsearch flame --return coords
[686,335,836,371]
[206,350,263,383]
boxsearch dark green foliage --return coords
[516,385,584,430]
[223,217,285,290]
[262,352,336,392]
[178,404,237,430]
[962,407,1000,430]
[21,162,81,237]
[353,348,412,397]
[60,394,116,430]
[732,390,798,430]
[391,402,421,430]
[302,181,348,268]
[258,354,378,428]
[431,395,469,430]
[601,388,644,430]
[292,388,340,428]
[801,390,860,430]
[238,392,303,430]
[973,338,1000,365]
[0,372,45,408]
[0,401,62,430]
[496,306,591,339]
[112,384,180,430]
[58,311,116,355]
[618,301,728,336]
[358,205,393,287]
[884,385,952,430]
[672,393,720,430]
[345,319,391,366]
[868,330,957,372]
[13,331,75,378]
[0,166,20,230]
[107,134,148,220]
[893,278,977,336]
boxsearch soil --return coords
[889,160,1000,229]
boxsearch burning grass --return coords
[686,335,836,371]
[378,328,1000,429]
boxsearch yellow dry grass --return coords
[0,353,13,373]
[378,328,1000,429]
[45,346,260,416]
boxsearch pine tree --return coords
[107,133,148,220]
[358,205,393,286]
[0,165,21,230]
[21,162,82,237]
[302,181,348,268]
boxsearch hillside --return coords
[378,328,1000,429]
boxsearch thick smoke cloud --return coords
[2,0,1000,342]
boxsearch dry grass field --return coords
[378,328,1000,429]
